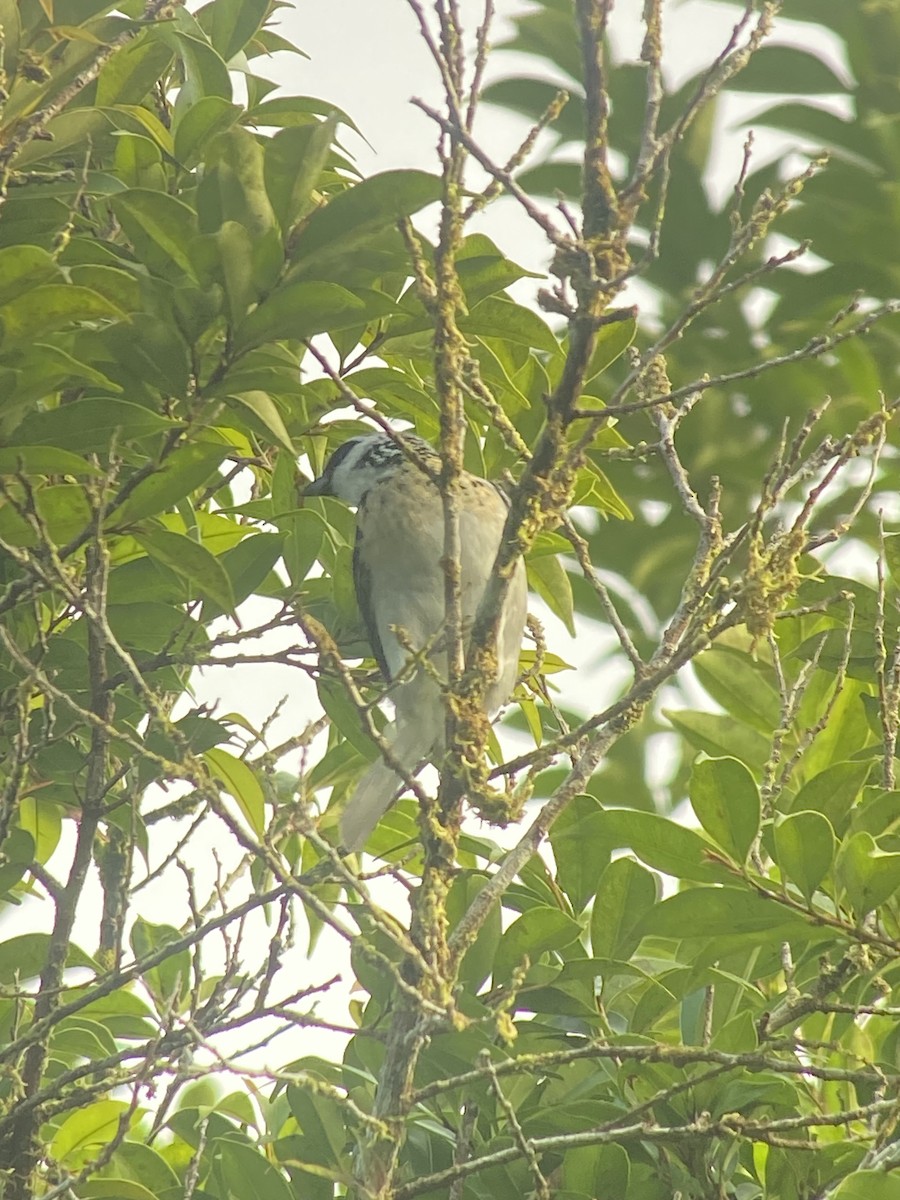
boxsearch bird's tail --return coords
[339,709,443,852]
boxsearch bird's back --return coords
[355,463,526,709]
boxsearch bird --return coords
[304,430,528,852]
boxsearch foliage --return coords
[0,1,899,1199]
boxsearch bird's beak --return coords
[304,475,331,497]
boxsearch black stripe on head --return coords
[356,433,436,472]
[305,436,367,496]
[323,436,368,477]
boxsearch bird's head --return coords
[304,432,437,507]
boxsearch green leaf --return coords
[0,244,64,305]
[168,28,232,109]
[210,531,286,614]
[0,934,94,983]
[590,808,730,884]
[583,314,638,380]
[689,756,761,863]
[110,190,200,279]
[130,918,190,1007]
[316,679,380,762]
[113,444,229,526]
[290,169,442,272]
[798,681,872,774]
[172,95,240,167]
[495,5,585,82]
[200,126,278,240]
[281,508,328,588]
[10,398,172,452]
[665,709,770,771]
[456,234,543,304]
[548,793,608,912]
[526,552,575,636]
[286,1084,349,1170]
[226,391,294,452]
[6,342,124,398]
[133,526,236,614]
[0,285,124,347]
[233,280,379,351]
[0,829,36,896]
[247,94,358,134]
[113,132,163,191]
[835,832,900,915]
[0,482,92,547]
[79,1179,158,1200]
[68,264,142,313]
[94,1142,179,1194]
[563,1145,630,1200]
[264,118,339,237]
[18,796,62,864]
[195,0,270,61]
[850,790,900,840]
[830,1172,900,1200]
[210,1136,296,1200]
[448,872,502,991]
[693,645,782,732]
[590,857,657,960]
[788,761,870,833]
[207,220,256,324]
[883,534,900,587]
[571,463,632,519]
[493,906,582,983]
[635,886,817,943]
[462,296,561,355]
[95,30,174,107]
[773,811,835,903]
[0,446,101,476]
[727,45,848,94]
[51,1100,135,1167]
[204,747,266,834]
[482,77,585,142]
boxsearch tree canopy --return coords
[1,1,900,1198]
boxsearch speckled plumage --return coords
[305,432,528,850]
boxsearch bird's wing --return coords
[353,525,393,682]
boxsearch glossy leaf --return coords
[226,391,294,452]
[590,808,731,884]
[233,280,375,350]
[51,1101,135,1166]
[835,832,900,915]
[689,756,761,863]
[526,552,576,636]
[290,169,442,271]
[590,857,657,960]
[493,906,582,983]
[264,117,339,236]
[172,95,240,166]
[204,746,266,834]
[133,526,236,614]
[112,444,229,526]
[130,919,190,1008]
[110,190,200,279]
[773,810,835,903]
[196,0,270,61]
[0,934,95,984]
[0,446,101,476]
[0,285,124,346]
[726,44,848,94]
[0,244,64,304]
[636,886,818,943]
[666,709,771,771]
